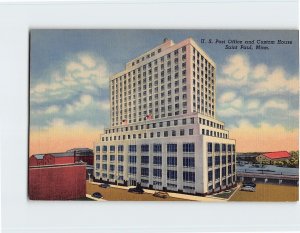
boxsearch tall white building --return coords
[94,38,236,195]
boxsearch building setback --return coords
[29,163,86,200]
[94,38,237,195]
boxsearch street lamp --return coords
[88,173,91,183]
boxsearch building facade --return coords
[94,38,236,195]
[29,163,86,200]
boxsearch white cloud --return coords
[222,54,249,81]
[32,105,60,115]
[219,91,236,103]
[231,98,243,108]
[263,99,288,110]
[251,68,299,95]
[66,94,93,114]
[218,107,241,117]
[247,99,260,110]
[252,64,268,79]
[31,53,109,104]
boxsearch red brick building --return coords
[29,148,94,166]
[29,163,86,200]
[28,148,92,200]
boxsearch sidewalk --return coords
[90,181,225,202]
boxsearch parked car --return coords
[242,181,256,187]
[99,183,110,188]
[128,186,144,194]
[153,191,169,199]
[92,192,103,199]
[241,186,256,192]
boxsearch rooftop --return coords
[262,151,291,159]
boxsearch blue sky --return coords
[30,29,299,139]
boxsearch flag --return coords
[121,119,128,125]
[144,114,153,120]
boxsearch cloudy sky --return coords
[30,30,299,154]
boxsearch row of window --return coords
[208,165,236,181]
[101,128,228,142]
[106,117,224,134]
[129,168,195,182]
[130,46,186,68]
[207,155,236,167]
[96,143,195,153]
[207,143,235,153]
[208,176,236,191]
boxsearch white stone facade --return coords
[94,38,236,195]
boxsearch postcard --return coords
[29,30,299,201]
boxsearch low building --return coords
[256,151,291,163]
[29,148,94,166]
[29,163,86,200]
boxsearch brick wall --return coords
[29,164,86,200]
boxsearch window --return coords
[222,167,226,177]
[96,155,100,161]
[153,169,162,177]
[183,172,195,182]
[110,155,115,161]
[110,145,115,152]
[207,143,212,152]
[183,143,195,153]
[228,144,232,152]
[118,145,124,152]
[172,130,176,136]
[141,144,149,152]
[102,164,107,170]
[167,144,177,152]
[153,144,162,152]
[228,155,232,163]
[129,167,136,174]
[129,156,136,163]
[141,167,149,176]
[215,156,220,165]
[141,156,149,164]
[222,144,226,152]
[180,129,185,136]
[110,165,115,171]
[153,156,162,165]
[215,169,220,179]
[189,129,194,135]
[129,145,136,152]
[118,155,124,162]
[222,156,226,164]
[215,143,220,152]
[167,157,177,166]
[167,170,177,180]
[164,131,168,137]
[96,146,100,152]
[174,120,178,125]
[183,157,195,167]
[103,146,107,152]
[102,155,107,161]
[96,163,100,169]
[208,157,212,167]
[208,171,213,181]
[182,119,187,125]
[118,165,124,172]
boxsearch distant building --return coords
[256,151,291,163]
[29,148,94,166]
[29,163,86,200]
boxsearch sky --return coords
[30,30,299,154]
